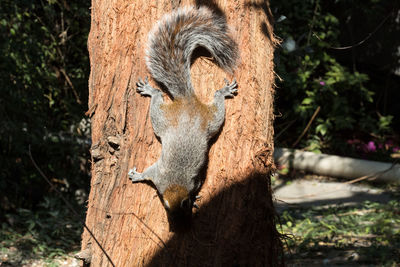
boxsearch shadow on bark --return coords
[146,173,284,267]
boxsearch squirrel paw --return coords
[128,167,144,182]
[136,77,158,96]
[192,195,201,209]
[219,78,238,97]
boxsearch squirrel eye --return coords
[180,198,191,209]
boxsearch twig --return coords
[28,145,115,267]
[312,11,392,50]
[60,68,82,105]
[292,106,321,147]
[275,119,296,141]
[306,0,320,46]
[92,207,169,250]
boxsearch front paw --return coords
[128,167,144,182]
[193,195,201,209]
[136,77,158,96]
[218,78,238,97]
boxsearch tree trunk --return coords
[80,0,282,266]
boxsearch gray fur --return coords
[146,6,238,98]
[208,79,238,136]
[136,77,167,136]
[129,6,238,210]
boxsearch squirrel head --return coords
[162,184,192,217]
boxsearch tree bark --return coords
[81,0,282,266]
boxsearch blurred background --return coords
[0,0,91,265]
[272,1,399,265]
[0,0,398,265]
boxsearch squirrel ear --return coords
[164,200,170,209]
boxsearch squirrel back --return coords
[130,6,239,222]
[146,6,238,98]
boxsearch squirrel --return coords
[129,6,238,219]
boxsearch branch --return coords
[313,11,392,50]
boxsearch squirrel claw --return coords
[219,78,238,97]
[192,195,201,209]
[136,77,148,87]
[128,167,144,182]
[136,77,158,96]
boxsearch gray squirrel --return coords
[129,6,238,218]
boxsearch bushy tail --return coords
[146,6,238,98]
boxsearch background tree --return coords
[80,0,282,266]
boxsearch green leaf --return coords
[316,124,328,136]
[301,98,313,105]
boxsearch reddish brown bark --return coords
[81,0,282,266]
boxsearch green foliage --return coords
[0,0,90,210]
[272,0,398,155]
[279,200,400,265]
[1,196,82,265]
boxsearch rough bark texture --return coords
[81,0,282,266]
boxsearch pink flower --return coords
[319,81,326,86]
[366,141,376,152]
